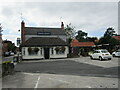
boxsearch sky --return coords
[0,0,119,46]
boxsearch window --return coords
[101,50,108,53]
[94,51,100,53]
[55,46,66,54]
[28,47,39,55]
[56,50,64,54]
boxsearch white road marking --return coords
[48,77,69,84]
[34,75,41,88]
[23,72,39,76]
[86,86,92,88]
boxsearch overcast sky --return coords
[0,0,119,45]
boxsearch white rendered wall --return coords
[22,46,69,59]
[22,47,44,59]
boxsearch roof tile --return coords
[24,27,66,35]
[71,39,95,47]
[21,37,69,47]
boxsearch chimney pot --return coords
[61,22,64,30]
[21,21,25,44]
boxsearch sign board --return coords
[37,32,51,35]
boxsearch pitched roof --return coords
[71,39,95,47]
[24,27,66,35]
[112,36,120,41]
[21,37,69,47]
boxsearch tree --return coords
[98,36,108,44]
[3,40,17,52]
[86,37,98,42]
[7,42,16,52]
[104,27,116,37]
[98,27,118,45]
[109,37,119,45]
[64,23,76,43]
[0,23,3,35]
[75,30,88,42]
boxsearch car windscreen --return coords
[116,50,120,52]
[101,50,108,53]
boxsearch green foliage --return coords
[7,42,16,52]
[67,38,72,44]
[109,37,119,45]
[98,36,109,44]
[61,46,66,52]
[98,27,119,45]
[64,23,76,39]
[55,46,66,52]
[76,30,87,42]
[34,47,39,53]
[55,47,59,52]
[104,27,116,37]
[75,30,98,42]
[86,37,98,42]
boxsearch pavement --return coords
[2,72,118,88]
[2,56,14,63]
[2,57,120,88]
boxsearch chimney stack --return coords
[61,22,64,30]
[21,21,25,44]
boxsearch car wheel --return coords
[90,56,93,60]
[99,56,103,61]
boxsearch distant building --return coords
[112,36,120,41]
[21,21,69,60]
[70,39,95,56]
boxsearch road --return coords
[2,57,119,88]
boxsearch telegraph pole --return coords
[0,23,3,65]
[0,24,3,40]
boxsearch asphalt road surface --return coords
[2,57,119,88]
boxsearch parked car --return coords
[90,49,112,60]
[4,52,10,56]
[10,52,14,56]
[112,49,120,57]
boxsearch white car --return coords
[112,50,120,57]
[90,49,112,60]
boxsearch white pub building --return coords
[20,21,69,60]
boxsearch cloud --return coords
[2,35,20,45]
[0,2,118,45]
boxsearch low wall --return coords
[2,62,14,76]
